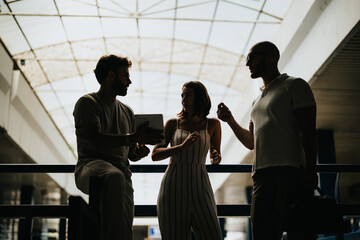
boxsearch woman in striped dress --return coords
[152,81,222,240]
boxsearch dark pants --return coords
[251,167,316,240]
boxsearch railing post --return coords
[89,176,102,240]
[68,196,81,240]
[317,129,337,199]
[245,186,253,240]
[18,185,34,240]
[68,196,98,240]
[59,188,68,240]
[219,218,226,239]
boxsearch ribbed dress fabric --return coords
[157,120,222,240]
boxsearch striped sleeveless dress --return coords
[157,119,222,240]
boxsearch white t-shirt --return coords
[250,74,316,172]
[73,93,135,173]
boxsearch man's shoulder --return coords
[76,93,97,103]
[165,118,177,129]
[73,93,100,119]
[282,75,311,90]
[284,75,306,84]
[74,93,97,109]
[116,100,134,115]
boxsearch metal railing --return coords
[0,163,359,217]
[0,163,360,240]
[1,163,360,173]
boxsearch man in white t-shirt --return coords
[217,42,318,240]
[73,55,163,240]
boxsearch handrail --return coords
[0,163,360,173]
[0,204,252,217]
[1,204,359,217]
[0,162,359,239]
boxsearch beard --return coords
[112,80,128,96]
[251,71,262,79]
[250,60,266,79]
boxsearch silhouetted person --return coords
[152,81,222,240]
[217,41,318,240]
[73,55,163,240]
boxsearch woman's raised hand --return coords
[181,132,201,149]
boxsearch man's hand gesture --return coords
[217,103,234,123]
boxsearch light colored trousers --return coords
[75,159,134,240]
[158,163,222,240]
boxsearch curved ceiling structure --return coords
[14,37,252,90]
[0,0,293,151]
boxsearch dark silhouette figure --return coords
[152,81,222,240]
[217,41,318,240]
[73,55,163,240]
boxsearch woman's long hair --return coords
[177,81,211,118]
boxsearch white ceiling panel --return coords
[34,43,73,60]
[209,22,253,54]
[203,46,239,65]
[224,0,264,10]
[244,13,281,53]
[40,59,78,82]
[106,37,141,60]
[16,16,66,49]
[50,107,72,129]
[77,60,98,77]
[176,1,217,19]
[139,19,174,38]
[0,16,30,54]
[101,18,138,37]
[63,17,103,41]
[56,0,98,15]
[140,38,172,62]
[71,39,106,59]
[139,1,177,18]
[51,76,85,92]
[35,88,62,111]
[170,63,202,79]
[216,0,259,21]
[171,41,205,63]
[263,0,293,18]
[199,64,236,84]
[175,20,211,44]
[10,0,58,14]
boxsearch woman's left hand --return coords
[210,146,221,165]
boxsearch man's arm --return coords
[128,144,150,161]
[228,119,254,150]
[82,122,163,147]
[294,106,318,189]
[74,97,163,147]
[217,103,254,150]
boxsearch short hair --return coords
[178,81,211,118]
[94,55,132,84]
[251,41,280,62]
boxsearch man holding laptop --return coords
[73,55,163,240]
